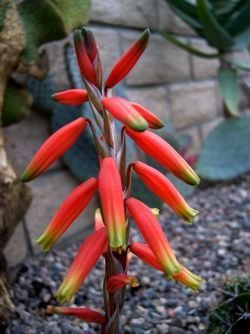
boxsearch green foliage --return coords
[196,117,250,180]
[17,0,91,61]
[218,67,238,116]
[2,81,31,126]
[208,274,250,334]
[164,0,250,50]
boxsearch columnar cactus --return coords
[22,27,202,333]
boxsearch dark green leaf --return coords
[196,117,250,180]
[218,67,238,116]
[197,0,234,50]
[225,2,250,37]
[162,31,219,58]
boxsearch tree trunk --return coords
[0,0,31,325]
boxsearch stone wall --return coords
[4,0,250,269]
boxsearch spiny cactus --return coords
[208,274,250,334]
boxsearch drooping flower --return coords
[130,242,202,291]
[126,198,181,277]
[126,128,200,185]
[133,161,198,223]
[56,228,107,303]
[107,273,139,294]
[36,178,98,251]
[47,306,105,324]
[105,28,150,89]
[98,157,126,251]
[21,118,86,182]
[130,102,164,129]
[52,89,88,105]
[102,97,148,132]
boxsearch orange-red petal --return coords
[56,228,107,303]
[126,128,200,185]
[134,161,198,223]
[107,273,139,293]
[105,29,150,89]
[21,118,86,182]
[126,197,181,276]
[47,306,105,324]
[74,29,96,85]
[102,97,148,132]
[98,157,126,251]
[52,89,88,105]
[130,102,164,129]
[36,178,98,251]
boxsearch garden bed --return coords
[6,173,250,334]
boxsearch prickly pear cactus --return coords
[197,117,250,181]
[17,0,91,62]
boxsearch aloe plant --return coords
[163,0,250,180]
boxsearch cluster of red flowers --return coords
[22,27,202,328]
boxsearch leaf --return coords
[162,31,219,59]
[229,59,250,72]
[51,0,90,32]
[225,1,250,37]
[18,0,91,61]
[234,27,250,49]
[164,0,203,33]
[196,0,234,50]
[196,117,250,181]
[218,67,238,116]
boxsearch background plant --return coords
[208,274,250,334]
[21,27,202,333]
[163,0,250,181]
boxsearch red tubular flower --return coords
[21,118,86,182]
[105,28,150,89]
[130,242,163,272]
[126,128,200,185]
[56,228,107,303]
[107,273,139,294]
[98,157,126,251]
[133,161,198,223]
[98,157,126,250]
[130,242,202,291]
[126,197,181,277]
[74,29,96,84]
[102,97,148,132]
[36,178,98,251]
[52,89,88,105]
[47,306,105,324]
[81,27,98,63]
[130,102,164,129]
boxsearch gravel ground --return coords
[6,173,250,334]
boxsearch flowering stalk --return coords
[21,27,202,333]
